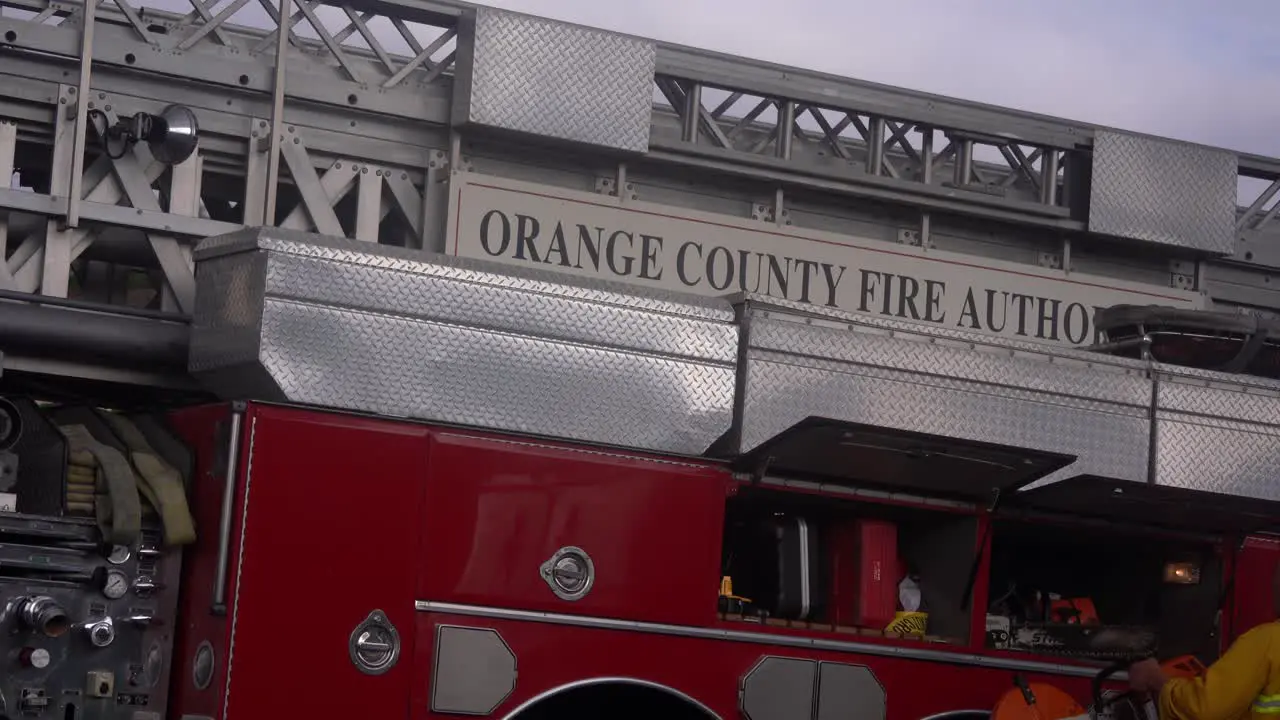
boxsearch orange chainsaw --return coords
[991,656,1207,720]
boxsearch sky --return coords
[474,0,1280,163]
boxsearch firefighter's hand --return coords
[1128,658,1168,695]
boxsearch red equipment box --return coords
[829,518,900,629]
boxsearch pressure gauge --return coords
[102,570,130,600]
[106,545,130,565]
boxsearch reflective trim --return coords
[414,600,1117,680]
[1252,694,1280,714]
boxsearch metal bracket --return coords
[1169,259,1196,292]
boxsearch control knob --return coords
[18,647,50,669]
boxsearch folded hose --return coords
[58,413,196,547]
[59,424,142,546]
[98,412,196,546]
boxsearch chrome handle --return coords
[211,407,244,616]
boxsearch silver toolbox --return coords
[189,227,739,455]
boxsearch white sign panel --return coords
[446,174,1203,347]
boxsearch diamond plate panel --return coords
[1154,376,1280,501]
[455,8,656,152]
[736,313,1153,485]
[1088,131,1237,254]
[189,228,737,455]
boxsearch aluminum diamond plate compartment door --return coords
[188,227,738,456]
[1153,366,1280,503]
[1088,130,1237,255]
[725,296,1154,497]
[452,8,656,153]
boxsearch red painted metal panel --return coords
[167,403,243,720]
[1230,535,1280,642]
[411,611,1103,720]
[418,431,729,627]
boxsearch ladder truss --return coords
[0,0,1277,390]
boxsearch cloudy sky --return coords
[477,0,1280,162]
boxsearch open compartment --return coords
[985,475,1280,663]
[716,419,1075,646]
[719,485,979,644]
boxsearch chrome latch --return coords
[539,546,595,602]
[348,610,401,676]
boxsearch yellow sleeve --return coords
[1159,626,1276,720]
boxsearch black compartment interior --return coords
[986,517,1223,662]
[721,486,978,643]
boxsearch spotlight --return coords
[87,104,199,165]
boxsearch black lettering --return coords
[794,260,818,304]
[956,289,981,329]
[676,242,703,286]
[765,255,791,299]
[545,223,571,267]
[1064,302,1089,345]
[923,280,946,323]
[605,230,634,276]
[514,214,542,262]
[574,226,603,271]
[858,270,880,312]
[638,234,663,280]
[879,273,895,315]
[983,290,1007,333]
[736,251,762,293]
[1036,297,1062,341]
[896,275,922,320]
[821,264,847,308]
[478,210,510,256]
[1011,293,1035,336]
[706,246,734,291]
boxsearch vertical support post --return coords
[866,117,885,176]
[919,126,933,250]
[354,166,381,241]
[682,83,701,144]
[66,0,98,229]
[242,118,269,226]
[0,120,15,287]
[1040,149,1060,206]
[43,86,78,298]
[263,0,291,225]
[420,150,446,253]
[448,131,462,172]
[615,162,628,205]
[1061,237,1072,277]
[955,140,974,186]
[776,101,795,160]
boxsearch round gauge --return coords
[102,570,130,600]
[106,545,131,565]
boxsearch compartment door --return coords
[1231,535,1280,644]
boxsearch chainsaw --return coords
[991,655,1207,720]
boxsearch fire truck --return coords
[2,0,1280,719]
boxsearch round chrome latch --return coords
[539,546,595,601]
[192,641,215,690]
[348,610,400,676]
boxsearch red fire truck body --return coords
[162,403,1102,720]
[129,223,1277,720]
